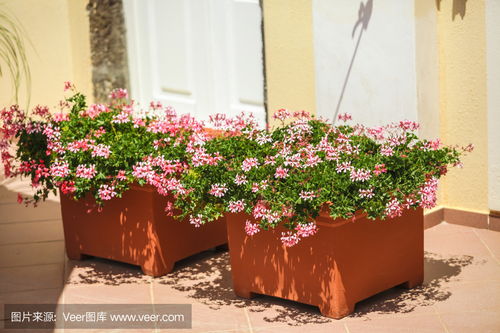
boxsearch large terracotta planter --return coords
[226,208,424,319]
[60,185,227,277]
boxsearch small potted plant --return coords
[175,110,472,318]
[0,84,227,276]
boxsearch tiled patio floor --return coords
[1,178,499,332]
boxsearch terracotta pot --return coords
[226,208,424,319]
[60,185,227,277]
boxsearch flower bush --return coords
[0,83,473,247]
[0,84,218,207]
[175,111,473,246]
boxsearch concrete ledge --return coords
[424,207,499,231]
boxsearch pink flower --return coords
[399,120,419,131]
[66,139,91,153]
[245,220,260,236]
[463,143,474,152]
[293,110,311,119]
[359,188,374,198]
[228,200,245,213]
[64,81,73,91]
[303,153,321,168]
[94,127,106,138]
[299,191,317,200]
[242,157,259,172]
[116,170,127,180]
[90,144,111,158]
[422,139,442,151]
[191,148,223,167]
[274,166,289,179]
[264,156,277,165]
[252,202,269,219]
[380,145,394,156]
[17,193,23,204]
[388,135,407,147]
[32,105,49,118]
[256,133,272,145]
[295,223,318,238]
[132,161,154,180]
[234,174,248,185]
[76,164,97,179]
[209,183,228,197]
[53,112,69,122]
[50,161,70,178]
[374,164,387,176]
[133,118,146,128]
[108,88,128,99]
[164,201,174,216]
[189,215,203,227]
[385,198,403,218]
[336,161,352,173]
[337,113,352,122]
[85,104,108,119]
[272,108,291,121]
[281,232,300,247]
[284,153,301,168]
[350,168,372,182]
[60,181,76,194]
[98,184,117,201]
[418,177,439,209]
[112,111,131,124]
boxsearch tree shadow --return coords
[452,0,467,20]
[64,248,479,326]
[436,0,467,20]
[152,250,478,325]
[333,0,373,122]
[350,251,477,317]
[66,257,151,286]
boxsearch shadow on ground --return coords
[67,249,480,325]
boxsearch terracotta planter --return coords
[60,185,227,277]
[226,208,424,319]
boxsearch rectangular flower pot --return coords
[226,208,423,319]
[60,185,227,277]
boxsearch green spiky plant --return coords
[0,5,31,105]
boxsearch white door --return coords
[123,0,266,126]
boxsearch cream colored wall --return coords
[415,0,440,141]
[486,0,500,212]
[262,0,316,126]
[0,0,92,109]
[437,0,489,213]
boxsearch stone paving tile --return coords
[0,201,62,224]
[439,310,500,333]
[62,283,153,304]
[0,288,63,320]
[0,219,64,245]
[431,280,500,314]
[425,227,494,258]
[473,228,500,261]
[344,313,446,333]
[0,240,65,267]
[0,263,64,293]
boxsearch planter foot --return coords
[141,261,175,277]
[319,302,355,319]
[234,288,255,299]
[215,244,229,251]
[66,252,90,261]
[402,275,424,289]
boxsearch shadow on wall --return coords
[436,0,468,20]
[333,0,373,123]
